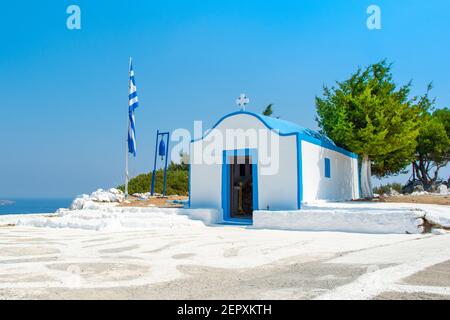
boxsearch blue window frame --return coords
[324,158,331,178]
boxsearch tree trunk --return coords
[414,161,424,182]
[360,155,374,198]
[412,157,443,188]
[419,158,429,186]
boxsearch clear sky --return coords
[0,0,449,198]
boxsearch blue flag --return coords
[128,59,139,156]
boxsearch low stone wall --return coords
[252,209,425,234]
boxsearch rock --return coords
[411,191,428,196]
[413,184,424,193]
[69,188,125,210]
[132,192,150,200]
[432,228,448,235]
[439,184,448,195]
[92,189,125,203]
[108,188,123,195]
[70,198,98,210]
[388,188,400,197]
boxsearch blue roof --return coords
[191,110,357,158]
[255,112,336,145]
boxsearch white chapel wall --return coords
[301,140,359,202]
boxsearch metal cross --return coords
[236,93,250,110]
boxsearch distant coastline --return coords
[0,200,14,206]
[0,198,72,215]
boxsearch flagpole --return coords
[125,57,132,199]
[125,123,129,198]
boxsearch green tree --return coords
[413,106,450,186]
[262,104,274,116]
[434,107,450,137]
[316,60,423,198]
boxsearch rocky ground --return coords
[121,193,450,208]
[119,195,187,208]
[377,194,450,206]
[0,216,449,300]
[1,189,449,300]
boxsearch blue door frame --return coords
[222,149,258,224]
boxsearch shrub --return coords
[373,183,403,195]
[118,163,188,196]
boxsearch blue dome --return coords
[255,112,336,145]
[191,110,357,158]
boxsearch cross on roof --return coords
[236,93,250,110]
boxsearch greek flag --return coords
[128,58,139,156]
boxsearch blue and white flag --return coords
[128,58,139,156]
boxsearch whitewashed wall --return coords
[301,140,359,202]
[189,161,222,209]
[190,114,298,211]
[258,134,297,210]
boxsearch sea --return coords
[0,198,73,215]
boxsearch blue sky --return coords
[0,0,449,197]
